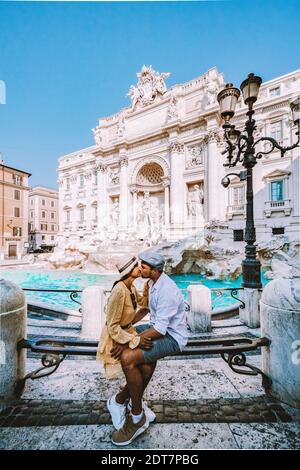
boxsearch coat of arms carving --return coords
[127,65,170,110]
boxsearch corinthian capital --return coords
[96,162,107,172]
[204,129,223,145]
[120,156,128,167]
[169,141,184,153]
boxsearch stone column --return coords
[84,171,92,232]
[57,177,65,247]
[70,173,78,235]
[162,177,170,227]
[205,128,227,221]
[131,187,138,227]
[0,279,27,401]
[169,141,185,230]
[96,163,107,233]
[260,275,300,408]
[187,285,212,333]
[119,152,128,230]
[81,286,106,340]
[239,288,261,328]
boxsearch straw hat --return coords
[115,255,138,280]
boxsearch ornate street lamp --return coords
[217,73,300,289]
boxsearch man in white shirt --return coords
[109,250,188,446]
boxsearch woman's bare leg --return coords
[116,361,157,404]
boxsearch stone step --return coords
[0,397,297,428]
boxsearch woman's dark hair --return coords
[112,262,139,290]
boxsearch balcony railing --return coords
[227,204,246,220]
[264,199,292,217]
[63,222,72,230]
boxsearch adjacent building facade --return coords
[0,161,31,259]
[57,66,300,247]
[28,186,59,251]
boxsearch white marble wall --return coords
[57,67,300,246]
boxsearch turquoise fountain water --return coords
[0,270,270,311]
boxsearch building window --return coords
[51,236,55,241]
[29,223,34,232]
[42,199,45,206]
[79,174,85,187]
[269,86,280,97]
[271,180,284,201]
[66,178,70,191]
[13,227,22,236]
[51,201,55,207]
[42,211,46,218]
[51,225,55,231]
[42,236,45,241]
[30,211,34,218]
[93,170,98,185]
[30,199,33,206]
[272,227,285,235]
[51,212,55,219]
[270,120,283,143]
[41,224,47,231]
[232,186,245,206]
[79,208,85,222]
[14,190,20,200]
[233,230,244,241]
[66,211,71,223]
[14,207,20,217]
[13,175,22,185]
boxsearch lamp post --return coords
[217,74,300,289]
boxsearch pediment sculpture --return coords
[127,65,170,110]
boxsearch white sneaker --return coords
[128,400,156,423]
[107,395,127,430]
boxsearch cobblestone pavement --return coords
[0,396,298,428]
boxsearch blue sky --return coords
[0,0,299,188]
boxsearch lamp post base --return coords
[242,259,262,289]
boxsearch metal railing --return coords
[22,288,82,308]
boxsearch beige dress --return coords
[96,281,148,379]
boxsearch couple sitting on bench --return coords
[96,250,188,446]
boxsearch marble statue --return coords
[167,94,178,120]
[93,127,102,146]
[116,114,126,137]
[135,192,163,241]
[110,199,120,226]
[187,184,204,219]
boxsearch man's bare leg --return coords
[116,361,157,405]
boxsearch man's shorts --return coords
[135,323,181,364]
